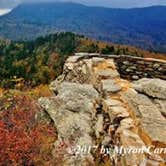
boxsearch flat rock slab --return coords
[102,98,122,112]
[108,106,129,122]
[154,99,166,118]
[92,57,105,66]
[97,69,119,79]
[133,78,166,99]
[122,89,166,145]
[116,129,146,166]
[122,89,165,120]
[118,118,135,130]
[101,79,122,94]
[141,118,166,145]
[66,55,85,63]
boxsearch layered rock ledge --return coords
[39,53,166,166]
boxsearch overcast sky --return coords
[0,0,166,9]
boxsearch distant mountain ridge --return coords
[0,2,166,52]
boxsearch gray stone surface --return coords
[74,52,89,57]
[39,82,99,166]
[154,99,166,118]
[95,114,104,138]
[92,57,105,66]
[133,78,166,99]
[132,75,139,80]
[122,89,164,120]
[101,79,121,94]
[108,106,129,122]
[102,98,122,112]
[66,55,83,63]
[122,89,166,145]
[141,118,166,144]
[97,69,119,79]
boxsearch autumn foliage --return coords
[0,94,56,165]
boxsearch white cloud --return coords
[0,9,12,15]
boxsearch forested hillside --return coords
[0,32,165,89]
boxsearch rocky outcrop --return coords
[39,82,99,165]
[39,53,166,166]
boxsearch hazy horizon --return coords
[0,0,166,10]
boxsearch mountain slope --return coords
[0,2,166,52]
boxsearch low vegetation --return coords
[0,91,57,165]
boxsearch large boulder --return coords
[39,82,99,166]
[133,78,166,99]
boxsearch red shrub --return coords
[0,94,56,165]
